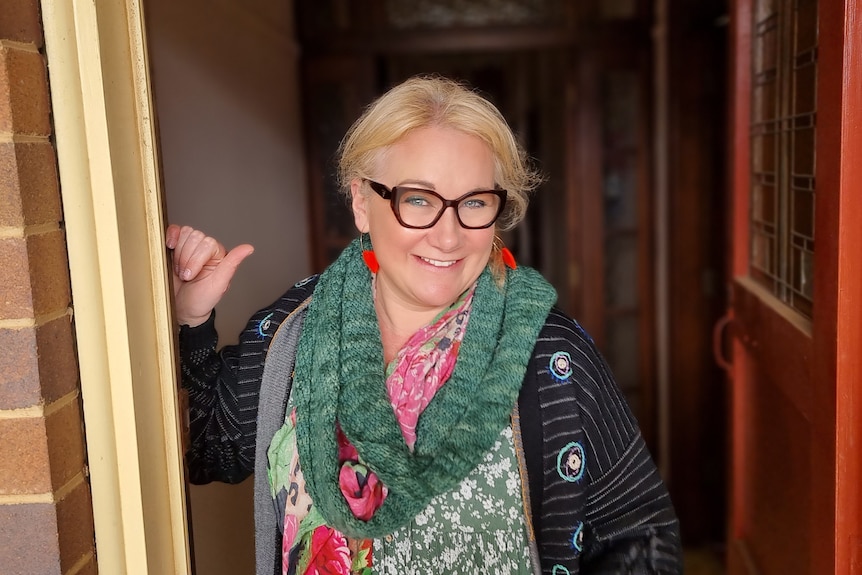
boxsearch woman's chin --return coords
[410,286,468,311]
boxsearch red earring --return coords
[362,249,379,273]
[501,247,517,270]
[360,234,379,273]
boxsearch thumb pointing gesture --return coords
[166,225,254,327]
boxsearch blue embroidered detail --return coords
[572,521,584,552]
[552,566,571,575]
[573,320,594,344]
[549,351,573,382]
[557,441,586,482]
[294,274,318,288]
[257,312,274,338]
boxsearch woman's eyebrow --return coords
[395,179,436,189]
[395,179,495,193]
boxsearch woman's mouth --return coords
[419,256,457,268]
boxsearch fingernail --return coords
[182,269,192,280]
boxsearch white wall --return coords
[146,0,307,572]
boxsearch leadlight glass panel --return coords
[384,0,566,28]
[749,0,817,318]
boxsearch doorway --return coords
[145,0,732,572]
[297,0,663,464]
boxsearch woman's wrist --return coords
[177,310,214,328]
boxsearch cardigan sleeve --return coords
[178,278,317,485]
[572,324,681,573]
[535,310,682,574]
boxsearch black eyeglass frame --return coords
[364,179,507,230]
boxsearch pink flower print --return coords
[336,426,358,462]
[336,425,387,521]
[282,514,298,574]
[338,461,387,521]
[303,526,351,575]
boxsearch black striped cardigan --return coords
[180,275,682,574]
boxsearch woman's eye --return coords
[403,195,430,207]
[462,198,488,209]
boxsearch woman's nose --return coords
[427,206,462,249]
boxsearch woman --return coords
[168,75,681,575]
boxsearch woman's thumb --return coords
[210,244,254,289]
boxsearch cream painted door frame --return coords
[40,0,190,573]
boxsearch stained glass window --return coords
[750,0,817,318]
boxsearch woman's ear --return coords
[351,179,370,233]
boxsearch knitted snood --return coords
[293,239,556,538]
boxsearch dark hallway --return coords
[295,0,730,555]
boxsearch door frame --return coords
[827,1,862,570]
[40,0,190,572]
[727,0,862,572]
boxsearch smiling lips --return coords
[419,256,458,268]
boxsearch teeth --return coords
[421,257,456,268]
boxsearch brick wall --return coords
[0,1,97,574]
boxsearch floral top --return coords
[269,398,532,574]
[371,424,532,574]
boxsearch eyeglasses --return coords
[365,179,507,229]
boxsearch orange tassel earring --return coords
[360,234,379,273]
[501,247,516,270]
[495,236,517,270]
[362,250,379,274]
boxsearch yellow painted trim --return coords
[40,0,190,573]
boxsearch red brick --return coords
[45,399,86,491]
[35,315,79,404]
[0,326,40,409]
[0,236,35,319]
[0,231,70,322]
[0,417,51,495]
[0,45,51,136]
[0,502,62,575]
[0,141,61,227]
[0,0,43,46]
[0,142,25,226]
[56,481,95,573]
[25,230,71,317]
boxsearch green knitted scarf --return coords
[293,239,556,539]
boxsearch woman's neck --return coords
[374,294,441,364]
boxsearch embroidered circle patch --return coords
[572,521,584,552]
[552,566,571,575]
[549,351,573,382]
[557,441,586,482]
[257,312,274,338]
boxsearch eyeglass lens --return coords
[395,188,502,228]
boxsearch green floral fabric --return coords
[372,425,532,574]
[271,392,531,574]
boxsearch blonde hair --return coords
[337,75,542,231]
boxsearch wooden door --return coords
[725,0,862,573]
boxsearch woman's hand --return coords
[165,224,254,327]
